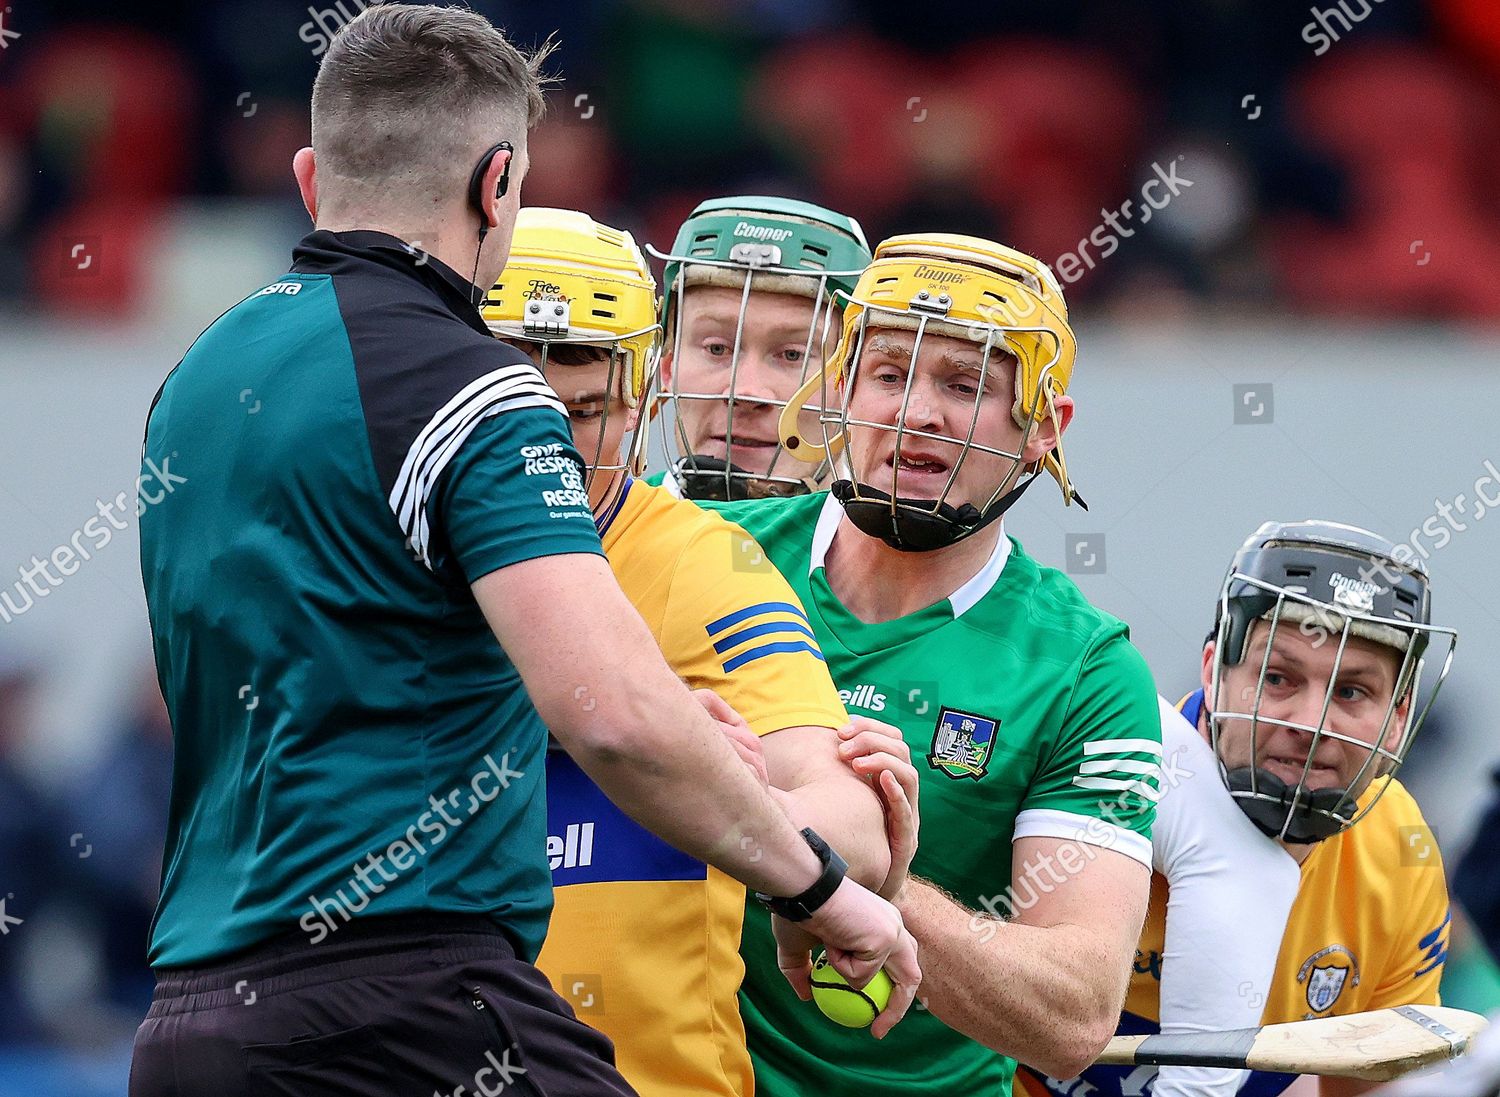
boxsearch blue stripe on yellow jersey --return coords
[705,601,811,635]
[710,618,818,653]
[707,603,825,671]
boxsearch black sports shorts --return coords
[129,912,638,1097]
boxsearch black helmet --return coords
[1205,520,1456,844]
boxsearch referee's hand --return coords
[774,880,920,1038]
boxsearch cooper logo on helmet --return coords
[911,264,967,285]
[1329,572,1381,614]
[733,221,793,242]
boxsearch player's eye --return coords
[1334,684,1367,703]
[702,339,733,359]
[1263,671,1291,690]
[569,405,603,423]
[780,346,807,366]
[950,378,979,398]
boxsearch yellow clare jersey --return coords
[535,478,847,1097]
[1017,688,1451,1097]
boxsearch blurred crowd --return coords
[3,0,1500,323]
[0,656,168,1064]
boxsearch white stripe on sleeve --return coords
[1071,775,1165,801]
[387,363,565,570]
[1011,807,1153,868]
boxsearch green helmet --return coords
[656,195,872,325]
[651,196,871,502]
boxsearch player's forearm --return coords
[897,878,1125,1079]
[776,773,891,889]
[563,683,825,897]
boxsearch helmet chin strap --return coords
[832,450,1077,553]
[1223,766,1356,844]
[674,456,819,502]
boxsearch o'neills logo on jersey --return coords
[838,684,887,712]
[1329,572,1380,614]
[912,264,967,286]
[733,221,793,242]
[547,822,596,871]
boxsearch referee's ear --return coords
[293,147,318,223]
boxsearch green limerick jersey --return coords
[717,492,1162,1097]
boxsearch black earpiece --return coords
[463,140,514,307]
[466,141,514,234]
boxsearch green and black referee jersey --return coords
[139,230,602,968]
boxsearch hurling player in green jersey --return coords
[670,231,1164,1096]
[647,195,871,501]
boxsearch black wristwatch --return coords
[754,828,848,921]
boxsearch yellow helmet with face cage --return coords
[780,235,1086,552]
[781,232,1080,507]
[482,208,661,407]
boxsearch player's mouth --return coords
[1263,754,1343,789]
[713,434,784,467]
[887,449,952,483]
[714,433,779,452]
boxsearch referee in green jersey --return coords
[128,9,916,1096]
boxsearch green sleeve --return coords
[432,406,604,584]
[1013,625,1162,866]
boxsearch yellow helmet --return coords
[482,207,661,407]
[782,232,1080,508]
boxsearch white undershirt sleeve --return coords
[1149,696,1303,1097]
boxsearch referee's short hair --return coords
[310,4,553,204]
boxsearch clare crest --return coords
[1297,944,1360,1016]
[927,707,999,780]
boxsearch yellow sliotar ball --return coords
[809,951,893,1028]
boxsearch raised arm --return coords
[762,726,892,889]
[475,554,828,898]
[473,554,919,1007]
[652,518,896,891]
